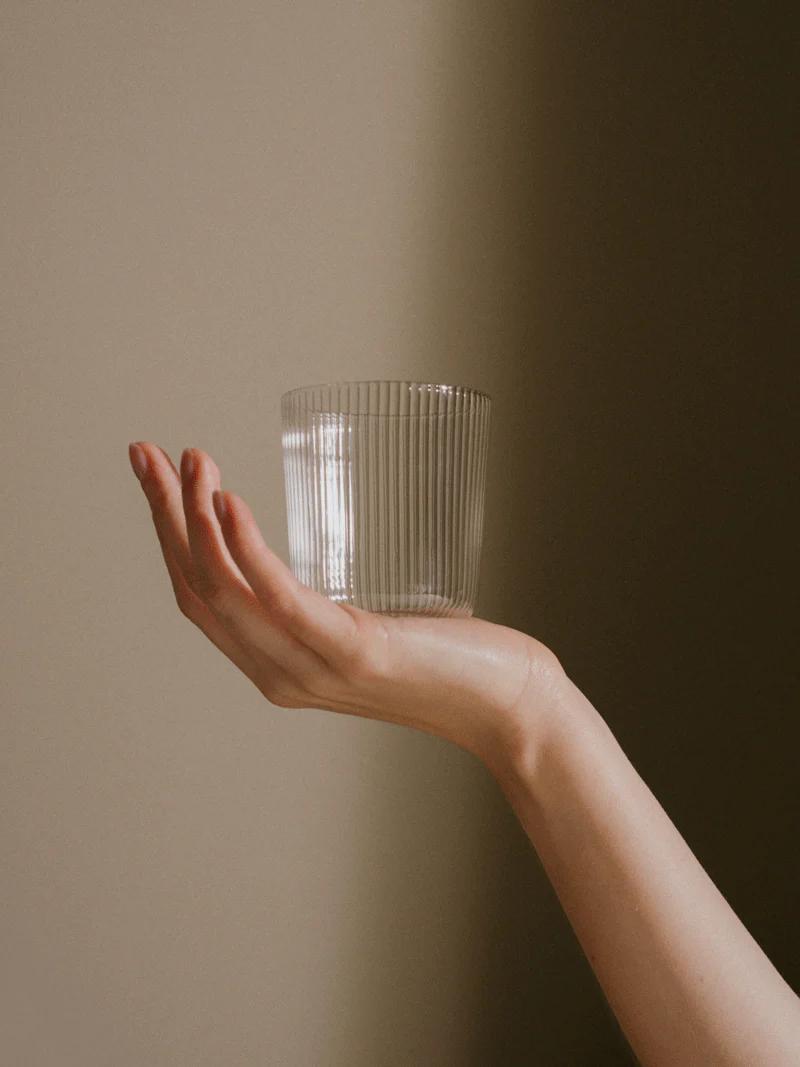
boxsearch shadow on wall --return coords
[335,4,797,1065]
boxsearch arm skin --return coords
[129,441,800,1067]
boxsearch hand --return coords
[128,442,565,773]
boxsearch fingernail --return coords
[129,442,147,480]
[212,489,227,523]
[181,448,195,480]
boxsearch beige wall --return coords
[3,4,796,1064]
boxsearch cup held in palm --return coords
[281,380,491,617]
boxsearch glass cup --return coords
[280,380,491,617]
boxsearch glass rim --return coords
[280,379,491,403]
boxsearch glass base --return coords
[330,591,473,618]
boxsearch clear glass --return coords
[280,380,492,618]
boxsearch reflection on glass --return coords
[281,381,491,618]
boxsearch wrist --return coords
[483,653,612,816]
[479,638,573,788]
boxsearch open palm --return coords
[128,443,561,770]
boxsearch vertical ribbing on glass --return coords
[281,382,491,618]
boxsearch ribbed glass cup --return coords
[280,380,491,617]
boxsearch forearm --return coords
[490,664,800,1067]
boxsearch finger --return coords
[211,486,364,668]
[130,442,263,681]
[157,532,262,683]
[180,447,324,675]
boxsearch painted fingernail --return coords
[212,489,227,523]
[181,448,195,480]
[129,442,147,480]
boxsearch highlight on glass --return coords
[280,380,491,617]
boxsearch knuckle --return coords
[147,482,170,512]
[184,501,206,528]
[186,506,216,539]
[186,564,222,605]
[264,679,301,709]
[223,504,246,541]
[175,592,200,623]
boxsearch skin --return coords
[129,441,800,1066]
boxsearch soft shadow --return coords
[338,4,796,1064]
